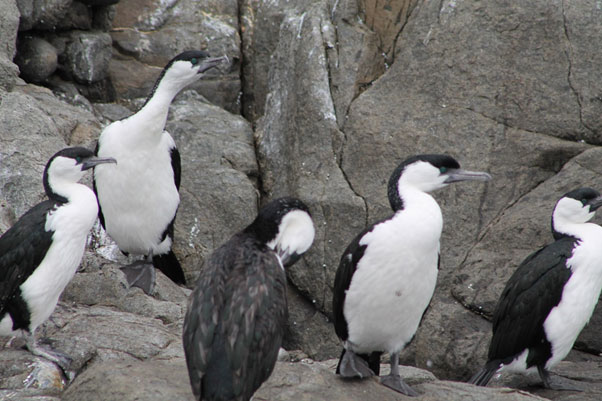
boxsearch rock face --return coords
[14,36,59,83]
[0,0,20,90]
[3,0,602,399]
[255,359,552,401]
[110,0,241,112]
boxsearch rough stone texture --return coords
[358,0,419,63]
[61,359,195,401]
[92,3,116,31]
[61,31,113,84]
[0,349,65,394]
[369,0,598,144]
[0,85,99,221]
[239,0,314,122]
[240,0,384,124]
[16,0,73,31]
[15,35,59,83]
[255,2,366,322]
[63,259,189,325]
[57,1,94,31]
[109,0,241,112]
[255,359,547,401]
[283,283,340,360]
[0,0,20,91]
[328,0,386,125]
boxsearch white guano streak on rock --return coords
[188,217,199,249]
[297,12,306,39]
[144,0,177,29]
[310,19,337,123]
[81,37,94,83]
[440,0,460,24]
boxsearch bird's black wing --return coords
[152,145,185,284]
[0,201,56,329]
[332,223,379,342]
[488,236,576,366]
[170,146,181,191]
[182,236,237,399]
[92,141,106,230]
[221,242,287,400]
[183,235,287,401]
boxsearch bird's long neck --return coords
[392,186,443,236]
[45,175,85,205]
[552,214,592,241]
[132,81,181,134]
[396,185,439,212]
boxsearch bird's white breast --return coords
[95,119,179,255]
[344,192,442,354]
[543,224,602,369]
[19,186,98,332]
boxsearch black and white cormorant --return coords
[469,187,602,390]
[182,197,315,401]
[0,147,116,371]
[93,50,226,294]
[332,154,491,396]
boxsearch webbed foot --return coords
[381,373,419,396]
[120,260,156,295]
[338,350,375,379]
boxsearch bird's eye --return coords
[439,167,447,174]
[191,58,198,65]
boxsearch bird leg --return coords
[537,366,583,392]
[26,332,74,381]
[120,257,156,295]
[338,349,375,379]
[380,353,418,397]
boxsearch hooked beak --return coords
[197,55,228,74]
[444,169,492,184]
[587,196,602,212]
[82,156,117,170]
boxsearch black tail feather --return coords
[152,250,186,285]
[468,361,500,386]
[366,351,382,376]
[335,348,345,374]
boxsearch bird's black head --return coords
[43,147,116,203]
[552,187,602,239]
[245,197,315,267]
[143,50,228,107]
[387,154,491,211]
[167,50,227,74]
